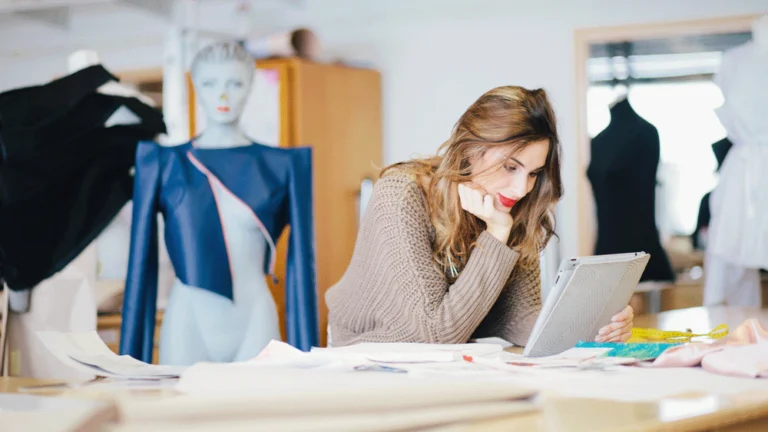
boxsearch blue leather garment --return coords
[120,140,319,363]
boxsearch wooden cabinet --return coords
[188,58,382,347]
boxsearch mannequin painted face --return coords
[193,60,253,125]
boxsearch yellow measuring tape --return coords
[628,324,729,343]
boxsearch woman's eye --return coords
[529,171,540,178]
[504,165,517,172]
[202,80,214,87]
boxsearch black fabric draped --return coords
[0,65,166,290]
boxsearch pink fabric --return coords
[651,319,768,378]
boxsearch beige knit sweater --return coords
[325,171,543,347]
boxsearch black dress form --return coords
[691,137,732,250]
[587,98,674,282]
[691,192,712,250]
[0,65,166,290]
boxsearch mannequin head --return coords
[190,41,254,125]
[752,15,768,46]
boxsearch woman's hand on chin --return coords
[458,183,513,242]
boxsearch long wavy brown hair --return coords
[382,86,563,281]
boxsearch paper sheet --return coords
[37,331,186,379]
[313,342,502,364]
[239,341,768,403]
[313,342,503,357]
[496,348,639,368]
[492,364,768,402]
[471,336,515,348]
[244,340,505,370]
[396,358,768,402]
[173,365,536,411]
[246,341,620,372]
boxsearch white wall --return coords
[363,0,768,261]
[0,3,168,89]
[1,0,766,262]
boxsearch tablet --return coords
[523,252,650,357]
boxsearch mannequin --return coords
[587,96,675,283]
[0,52,165,292]
[162,42,277,364]
[66,50,178,312]
[691,138,732,251]
[66,50,176,312]
[2,51,164,379]
[704,16,768,306]
[121,41,319,365]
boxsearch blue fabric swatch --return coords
[575,341,681,360]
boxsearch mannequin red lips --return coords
[217,106,230,113]
[498,193,518,208]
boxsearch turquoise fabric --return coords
[575,341,681,360]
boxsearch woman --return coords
[326,85,633,347]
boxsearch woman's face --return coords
[469,140,549,212]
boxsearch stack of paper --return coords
[106,341,537,431]
[36,331,186,379]
[175,364,534,403]
[117,365,537,432]
[218,340,507,373]
[194,340,768,404]
[171,341,521,398]
[114,399,533,432]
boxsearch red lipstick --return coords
[217,106,230,113]
[498,193,518,208]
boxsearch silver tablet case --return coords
[523,252,650,357]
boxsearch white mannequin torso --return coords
[703,15,768,306]
[160,122,282,365]
[160,178,280,364]
[158,45,282,365]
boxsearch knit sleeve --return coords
[345,175,520,344]
[472,254,543,346]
